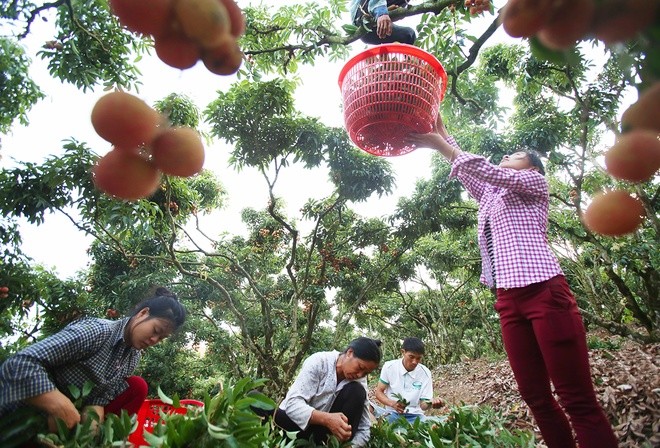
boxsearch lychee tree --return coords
[0,0,658,401]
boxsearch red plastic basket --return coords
[128,398,204,447]
[338,44,447,157]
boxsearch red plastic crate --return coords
[338,43,447,157]
[128,398,204,447]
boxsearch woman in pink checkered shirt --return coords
[408,115,617,448]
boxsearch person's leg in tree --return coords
[360,24,416,45]
[389,24,416,44]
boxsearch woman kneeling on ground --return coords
[0,286,187,439]
[256,337,382,447]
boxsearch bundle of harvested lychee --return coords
[583,83,659,236]
[495,0,660,237]
[91,91,205,201]
[90,0,248,201]
[109,0,245,74]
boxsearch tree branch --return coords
[18,0,66,39]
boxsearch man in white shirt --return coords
[373,337,443,423]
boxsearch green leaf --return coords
[239,392,275,410]
[528,36,580,66]
[341,24,358,35]
[157,385,174,405]
[82,380,95,397]
[143,430,165,445]
[206,421,231,439]
[103,416,114,442]
[68,383,81,400]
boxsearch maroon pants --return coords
[104,376,148,416]
[495,276,617,448]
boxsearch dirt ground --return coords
[426,335,659,447]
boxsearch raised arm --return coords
[407,113,461,162]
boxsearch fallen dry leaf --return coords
[429,335,658,447]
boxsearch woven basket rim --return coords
[338,44,446,94]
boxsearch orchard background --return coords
[0,0,658,446]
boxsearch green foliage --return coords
[183,170,227,213]
[240,1,350,78]
[367,405,535,447]
[206,79,328,169]
[154,93,202,129]
[7,381,535,448]
[509,95,570,156]
[37,409,136,448]
[146,172,226,227]
[0,266,103,360]
[0,217,26,267]
[326,130,395,202]
[0,37,44,133]
[137,343,214,399]
[0,0,28,20]
[587,334,622,351]
[68,381,96,409]
[0,405,48,448]
[392,161,473,241]
[142,378,278,447]
[392,392,410,407]
[0,140,96,225]
[39,0,148,92]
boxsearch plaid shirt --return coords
[447,137,563,288]
[0,317,141,415]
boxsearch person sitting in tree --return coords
[373,337,443,423]
[350,0,417,46]
[0,287,187,439]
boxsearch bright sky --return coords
[1,1,513,278]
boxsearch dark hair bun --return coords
[154,287,177,299]
[348,337,382,363]
[132,287,186,330]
